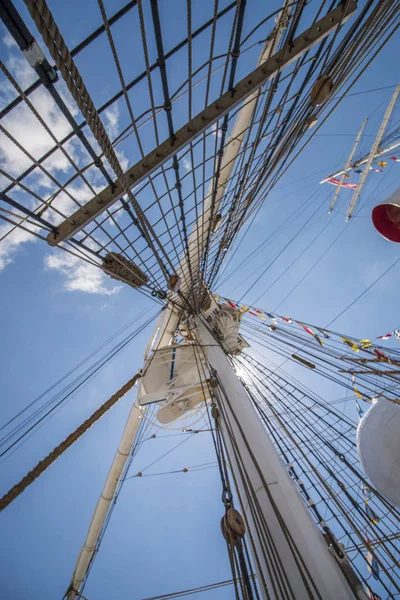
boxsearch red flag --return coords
[281,316,293,324]
[326,177,358,190]
[374,349,388,361]
[296,322,323,346]
[303,325,316,336]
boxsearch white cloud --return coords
[116,148,129,171]
[0,92,78,176]
[0,223,37,271]
[107,199,124,226]
[182,157,192,172]
[102,105,130,170]
[2,32,18,49]
[3,50,37,88]
[104,104,120,139]
[0,42,128,297]
[210,122,222,140]
[44,249,121,295]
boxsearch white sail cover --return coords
[137,345,211,423]
[357,399,400,507]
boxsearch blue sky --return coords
[1,0,400,599]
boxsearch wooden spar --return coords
[346,85,400,220]
[47,0,357,247]
[328,118,367,213]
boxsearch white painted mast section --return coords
[346,85,400,220]
[196,318,364,600]
[66,3,357,597]
[152,9,291,351]
[328,117,367,213]
[179,14,289,295]
[67,399,143,598]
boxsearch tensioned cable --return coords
[0,311,159,458]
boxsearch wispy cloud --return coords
[2,32,17,49]
[44,248,121,295]
[0,220,38,271]
[104,104,120,139]
[0,43,127,295]
[182,157,192,172]
[210,122,222,140]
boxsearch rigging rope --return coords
[232,349,400,596]
[0,310,160,459]
[23,0,173,285]
[0,372,141,512]
[138,576,256,599]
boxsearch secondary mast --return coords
[346,84,400,220]
[328,117,367,214]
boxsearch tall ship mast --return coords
[0,1,399,599]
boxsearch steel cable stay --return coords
[0,306,152,435]
[221,196,335,295]
[0,61,163,291]
[0,0,396,300]
[239,319,400,402]
[238,342,400,544]
[226,7,400,242]
[240,355,399,523]
[0,311,160,459]
[77,421,215,596]
[231,351,400,596]
[76,412,157,595]
[0,1,342,290]
[213,163,343,288]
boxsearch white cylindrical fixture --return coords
[372,188,400,243]
[196,318,357,600]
